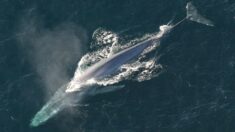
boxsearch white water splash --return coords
[75,27,165,87]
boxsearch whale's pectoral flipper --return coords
[186,2,214,26]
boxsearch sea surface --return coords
[1,0,235,132]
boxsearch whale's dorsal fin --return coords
[186,2,214,26]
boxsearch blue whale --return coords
[30,2,214,127]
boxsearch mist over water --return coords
[17,14,88,97]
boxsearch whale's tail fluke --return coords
[186,2,214,26]
[170,2,214,29]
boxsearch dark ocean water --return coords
[1,0,235,132]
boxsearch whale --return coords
[30,2,214,127]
